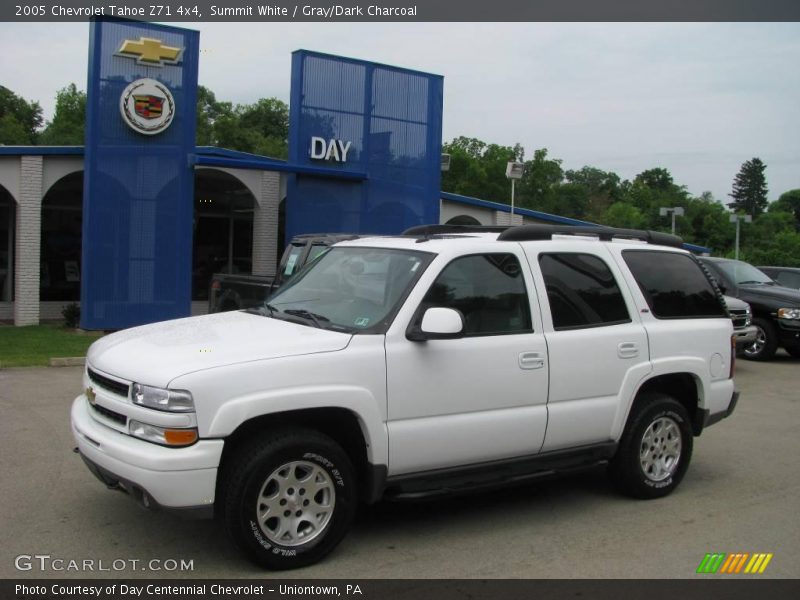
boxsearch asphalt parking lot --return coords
[1,354,798,580]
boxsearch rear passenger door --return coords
[523,243,651,452]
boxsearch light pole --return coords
[730,214,752,260]
[506,161,524,220]
[659,206,685,235]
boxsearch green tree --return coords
[441,136,519,202]
[39,84,86,145]
[515,148,564,213]
[728,157,768,217]
[603,202,647,229]
[769,189,800,228]
[0,85,42,144]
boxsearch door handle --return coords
[519,351,545,370]
[618,342,639,359]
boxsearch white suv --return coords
[71,224,739,569]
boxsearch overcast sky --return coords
[1,21,798,204]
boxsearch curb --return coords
[49,357,86,367]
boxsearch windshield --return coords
[264,246,431,332]
[714,260,774,285]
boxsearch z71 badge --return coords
[119,78,175,136]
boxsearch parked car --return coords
[724,295,758,350]
[757,266,800,291]
[73,224,738,569]
[699,257,800,360]
[208,233,364,313]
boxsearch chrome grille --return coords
[729,308,749,329]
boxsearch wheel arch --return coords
[216,407,381,507]
[617,372,705,438]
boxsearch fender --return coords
[610,356,710,440]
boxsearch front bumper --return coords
[71,395,223,517]
[733,325,758,348]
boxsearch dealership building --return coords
[0,19,702,329]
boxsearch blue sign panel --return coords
[286,51,443,241]
[81,19,198,329]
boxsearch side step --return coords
[383,443,617,501]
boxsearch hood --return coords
[87,311,352,387]
[740,284,800,306]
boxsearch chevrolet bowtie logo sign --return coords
[116,37,183,67]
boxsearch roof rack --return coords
[496,224,684,248]
[403,224,510,236]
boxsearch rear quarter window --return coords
[623,250,727,319]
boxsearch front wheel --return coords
[222,429,357,570]
[609,394,693,499]
[742,317,778,361]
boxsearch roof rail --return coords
[497,224,684,248]
[402,224,510,236]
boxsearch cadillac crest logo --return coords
[119,78,175,136]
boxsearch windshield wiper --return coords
[738,280,767,285]
[284,309,330,329]
[246,303,280,317]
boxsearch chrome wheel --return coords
[256,460,335,547]
[744,325,766,358]
[639,417,682,482]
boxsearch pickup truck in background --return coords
[208,234,362,313]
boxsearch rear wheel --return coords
[742,317,778,361]
[609,394,693,499]
[222,429,357,570]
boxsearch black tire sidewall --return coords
[611,397,693,499]
[226,432,357,570]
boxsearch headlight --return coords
[131,383,194,412]
[129,420,198,447]
[777,308,800,320]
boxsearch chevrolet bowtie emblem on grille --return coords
[86,387,96,404]
[116,37,183,67]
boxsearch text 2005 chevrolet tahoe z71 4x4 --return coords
[71,224,739,569]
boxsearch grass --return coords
[0,324,103,367]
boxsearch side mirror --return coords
[407,307,464,341]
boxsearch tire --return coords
[785,345,800,359]
[222,429,357,570]
[609,394,693,499]
[742,317,778,361]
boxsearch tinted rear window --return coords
[623,250,726,319]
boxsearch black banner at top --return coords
[3,0,800,22]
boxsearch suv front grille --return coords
[89,401,128,427]
[87,368,130,398]
[729,308,749,329]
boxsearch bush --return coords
[62,302,80,328]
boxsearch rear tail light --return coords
[210,279,221,292]
[730,334,736,378]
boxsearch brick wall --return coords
[14,156,43,326]
[251,171,280,277]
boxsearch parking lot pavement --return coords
[1,354,798,580]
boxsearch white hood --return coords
[87,311,352,387]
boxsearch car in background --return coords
[699,257,800,361]
[724,295,758,350]
[758,266,800,291]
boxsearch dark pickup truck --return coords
[699,257,800,361]
[209,233,362,313]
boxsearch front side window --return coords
[539,253,630,330]
[421,253,532,336]
[266,246,431,333]
[624,251,726,319]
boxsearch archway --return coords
[445,214,482,226]
[193,169,256,301]
[40,171,83,302]
[0,184,15,303]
